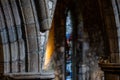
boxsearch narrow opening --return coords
[65,11,73,80]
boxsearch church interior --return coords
[0,0,120,80]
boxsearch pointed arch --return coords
[0,5,10,73]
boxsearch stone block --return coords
[4,62,10,73]
[10,42,18,60]
[20,0,34,24]
[1,0,14,27]
[0,7,6,29]
[28,52,39,72]
[10,0,21,26]
[8,27,16,43]
[34,0,52,31]
[10,42,19,72]
[19,59,25,72]
[11,60,18,73]
[16,26,22,40]
[0,62,10,73]
[3,44,10,62]
[26,37,38,53]
[25,24,38,53]
[26,24,36,35]
[18,40,25,60]
[40,18,52,31]
[0,29,8,44]
[18,40,25,72]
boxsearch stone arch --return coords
[0,0,119,79]
[0,5,10,74]
[0,0,26,74]
[0,0,57,76]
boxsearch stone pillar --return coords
[30,0,51,73]
[19,0,38,72]
[1,0,19,73]
[30,0,42,72]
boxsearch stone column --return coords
[30,0,43,72]
[30,0,51,73]
[19,0,38,72]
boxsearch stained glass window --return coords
[65,11,73,80]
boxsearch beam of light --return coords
[43,21,54,70]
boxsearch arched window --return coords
[65,11,73,80]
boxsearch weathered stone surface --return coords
[10,42,19,72]
[25,24,38,53]
[16,26,22,40]
[35,0,51,31]
[20,0,39,72]
[7,27,16,43]
[0,0,14,27]
[25,24,36,35]
[0,6,5,30]
[10,0,21,26]
[0,62,10,74]
[0,44,10,73]
[9,0,26,72]
[27,53,39,72]
[0,29,8,44]
[1,0,19,73]
[31,0,42,72]
[116,0,120,12]
[20,0,34,24]
[0,1,10,74]
[3,44,10,62]
[18,39,25,72]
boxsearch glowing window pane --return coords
[65,11,73,80]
